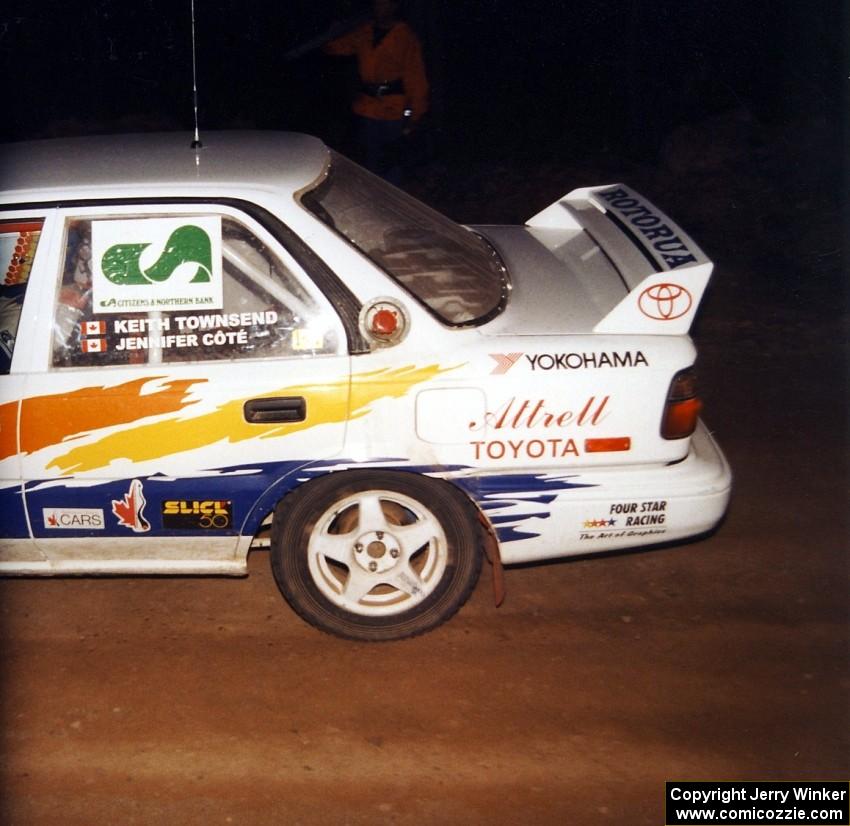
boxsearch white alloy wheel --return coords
[271,471,482,641]
[307,490,448,616]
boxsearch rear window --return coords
[300,153,508,325]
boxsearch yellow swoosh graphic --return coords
[46,364,454,474]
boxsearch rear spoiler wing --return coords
[527,184,713,335]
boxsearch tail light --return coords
[661,367,702,439]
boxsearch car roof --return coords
[0,131,329,203]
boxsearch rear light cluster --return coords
[661,367,701,440]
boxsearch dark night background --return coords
[0,0,842,165]
[3,0,841,315]
[0,5,847,821]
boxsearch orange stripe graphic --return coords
[0,400,18,461]
[19,377,206,456]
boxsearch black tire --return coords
[271,471,482,641]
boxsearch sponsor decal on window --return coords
[2,224,41,286]
[106,310,279,353]
[92,217,223,314]
[291,327,329,351]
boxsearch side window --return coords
[52,214,343,368]
[0,220,43,375]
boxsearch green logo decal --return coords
[101,225,212,286]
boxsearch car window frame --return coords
[0,208,58,375]
[51,209,348,369]
[298,154,511,328]
[3,198,369,361]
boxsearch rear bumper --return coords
[467,420,731,564]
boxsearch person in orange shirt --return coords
[325,0,429,183]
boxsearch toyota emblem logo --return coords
[638,283,693,320]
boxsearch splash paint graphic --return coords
[37,364,456,474]
[0,400,17,462]
[15,377,206,460]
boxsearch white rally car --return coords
[0,132,731,640]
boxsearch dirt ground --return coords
[1,123,847,824]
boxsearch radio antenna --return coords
[190,0,202,149]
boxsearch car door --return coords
[20,204,352,566]
[0,214,51,565]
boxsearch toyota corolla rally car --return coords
[0,131,731,640]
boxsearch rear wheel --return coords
[271,471,482,641]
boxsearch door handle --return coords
[244,396,306,424]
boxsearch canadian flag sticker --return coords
[81,338,107,353]
[82,320,106,336]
